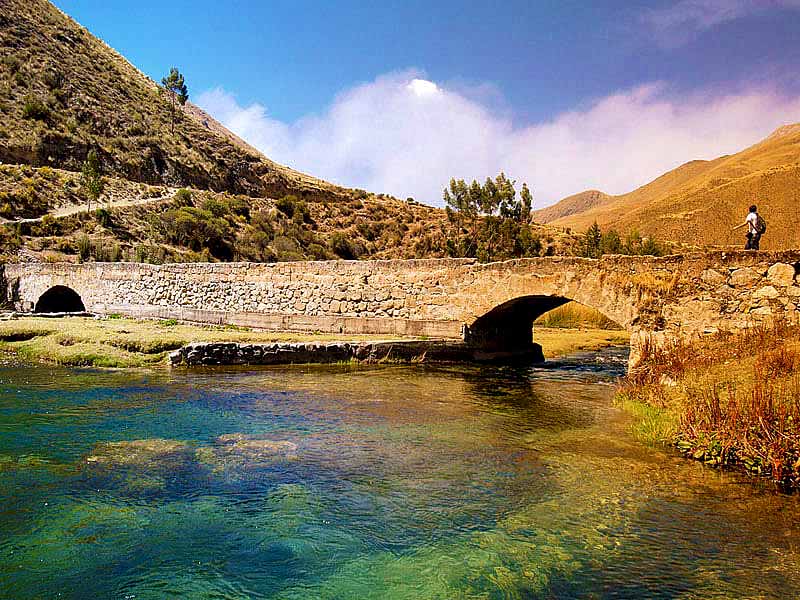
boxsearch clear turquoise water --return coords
[1,348,799,599]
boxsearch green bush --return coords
[173,188,193,206]
[95,208,112,228]
[76,234,91,262]
[275,195,310,222]
[275,195,296,217]
[158,206,233,259]
[227,195,251,219]
[22,95,51,121]
[43,70,65,91]
[329,232,362,260]
[201,197,228,218]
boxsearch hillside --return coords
[0,0,582,263]
[535,124,800,250]
[532,190,612,223]
[0,0,345,203]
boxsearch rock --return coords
[753,285,780,299]
[82,438,196,493]
[701,269,726,286]
[197,434,298,475]
[84,439,193,468]
[751,306,773,316]
[787,286,800,297]
[767,262,796,287]
[729,267,762,287]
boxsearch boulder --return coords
[753,285,780,299]
[701,269,726,286]
[767,263,796,287]
[728,267,762,287]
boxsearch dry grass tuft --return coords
[621,320,800,489]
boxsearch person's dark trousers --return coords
[745,232,761,250]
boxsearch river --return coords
[1,347,799,598]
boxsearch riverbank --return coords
[619,320,800,490]
[0,315,629,368]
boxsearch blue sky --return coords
[53,0,800,206]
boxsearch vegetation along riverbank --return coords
[619,320,800,491]
[0,309,627,369]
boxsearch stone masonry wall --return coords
[4,251,800,362]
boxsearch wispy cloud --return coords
[197,70,800,209]
[641,0,800,47]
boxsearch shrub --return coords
[76,234,91,262]
[201,197,228,218]
[43,70,65,91]
[158,206,232,259]
[95,208,112,227]
[22,95,50,121]
[173,188,193,206]
[329,232,361,260]
[306,243,330,260]
[1,55,21,74]
[227,195,251,219]
[275,195,309,222]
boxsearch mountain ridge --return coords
[533,124,800,249]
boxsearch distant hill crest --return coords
[534,123,800,250]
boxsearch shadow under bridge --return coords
[463,295,588,361]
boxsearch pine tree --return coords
[161,67,189,134]
[79,150,104,213]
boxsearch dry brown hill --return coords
[536,125,800,250]
[0,0,343,202]
[532,190,612,223]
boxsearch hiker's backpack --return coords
[756,214,767,234]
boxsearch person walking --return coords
[732,204,765,250]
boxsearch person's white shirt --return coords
[746,212,758,234]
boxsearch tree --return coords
[581,222,603,258]
[443,178,474,216]
[161,67,189,134]
[601,229,622,254]
[519,183,533,223]
[79,150,104,213]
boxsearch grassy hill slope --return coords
[0,0,343,202]
[0,0,582,263]
[536,124,800,250]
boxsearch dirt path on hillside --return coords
[0,190,177,225]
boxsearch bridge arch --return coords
[464,294,625,360]
[34,285,86,313]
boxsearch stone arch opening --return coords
[465,295,621,361]
[34,286,86,313]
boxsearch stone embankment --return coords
[169,340,545,366]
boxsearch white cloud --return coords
[197,71,800,209]
[641,0,800,47]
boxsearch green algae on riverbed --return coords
[1,354,799,598]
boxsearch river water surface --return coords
[1,347,799,599]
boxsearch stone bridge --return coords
[3,250,800,364]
